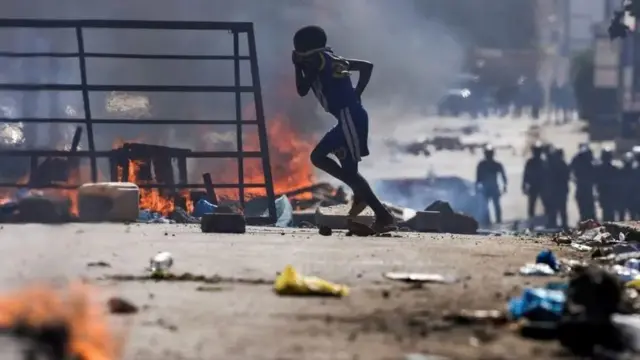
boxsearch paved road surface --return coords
[0,224,575,359]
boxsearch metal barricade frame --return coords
[0,19,277,222]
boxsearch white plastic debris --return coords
[149,251,173,274]
[620,232,627,242]
[577,227,606,243]
[519,263,556,276]
[384,272,458,284]
[570,243,592,252]
[594,232,613,243]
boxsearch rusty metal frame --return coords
[0,18,277,222]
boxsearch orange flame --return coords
[115,158,193,215]
[210,113,316,201]
[0,282,119,360]
[112,139,193,215]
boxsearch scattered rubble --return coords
[318,225,332,236]
[107,297,139,314]
[86,261,111,268]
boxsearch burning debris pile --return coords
[0,100,350,224]
[0,282,118,360]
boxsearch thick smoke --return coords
[0,0,464,184]
[1,0,463,129]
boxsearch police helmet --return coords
[624,151,635,163]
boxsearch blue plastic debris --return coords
[508,286,566,321]
[193,199,217,218]
[138,209,165,222]
[536,249,559,271]
[138,209,154,221]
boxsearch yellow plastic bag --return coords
[626,279,640,289]
[274,265,349,297]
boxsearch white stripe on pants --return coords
[339,108,361,162]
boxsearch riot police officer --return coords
[594,147,619,222]
[547,148,570,228]
[523,141,547,221]
[570,144,596,221]
[476,144,507,225]
[618,152,635,221]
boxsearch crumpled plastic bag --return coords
[274,265,349,297]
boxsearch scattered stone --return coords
[107,297,139,314]
[201,213,246,234]
[318,225,332,236]
[142,318,178,332]
[86,261,111,268]
[196,285,227,292]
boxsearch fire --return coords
[0,282,118,360]
[0,163,83,216]
[115,157,193,215]
[211,113,316,200]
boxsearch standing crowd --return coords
[476,142,640,228]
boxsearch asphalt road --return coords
[0,224,575,359]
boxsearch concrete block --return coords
[404,211,442,232]
[201,213,246,234]
[315,204,374,230]
[78,182,139,222]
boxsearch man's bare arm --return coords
[295,65,313,96]
[347,59,373,98]
[294,54,321,97]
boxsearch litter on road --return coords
[273,265,349,297]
